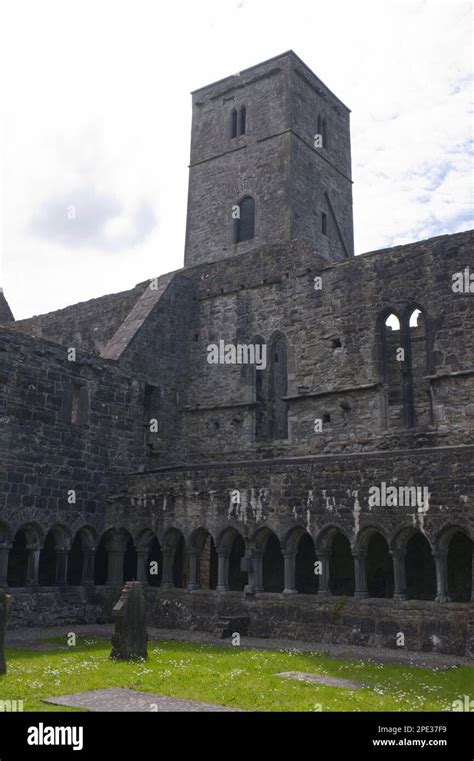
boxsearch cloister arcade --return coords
[1,521,472,604]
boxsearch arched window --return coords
[254,333,288,441]
[230,109,237,139]
[382,313,403,407]
[270,334,288,439]
[378,307,431,429]
[239,106,246,136]
[407,307,431,427]
[234,196,255,243]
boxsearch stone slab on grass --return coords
[43,687,244,712]
[275,671,368,689]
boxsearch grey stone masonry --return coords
[184,50,354,267]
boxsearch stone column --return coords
[216,549,229,592]
[187,550,200,591]
[25,548,40,586]
[81,549,95,585]
[136,549,149,584]
[390,549,407,600]
[106,548,124,586]
[252,550,264,592]
[283,550,297,595]
[353,551,368,598]
[434,551,450,603]
[0,547,10,588]
[316,553,331,597]
[160,548,174,590]
[55,549,69,586]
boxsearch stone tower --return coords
[184,50,354,268]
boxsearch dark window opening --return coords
[322,212,328,236]
[239,106,246,136]
[366,533,394,598]
[255,335,288,441]
[407,308,430,427]
[262,533,284,592]
[322,413,331,423]
[331,337,341,349]
[234,196,255,243]
[379,309,430,429]
[270,336,288,440]
[317,115,328,148]
[70,383,88,425]
[144,384,161,450]
[255,357,267,440]
[381,314,404,410]
[230,109,237,139]
[329,533,355,596]
[405,533,436,600]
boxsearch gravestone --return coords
[0,590,12,675]
[110,582,148,661]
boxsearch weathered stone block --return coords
[110,582,148,661]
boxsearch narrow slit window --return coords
[70,383,88,425]
[322,212,328,236]
[235,196,255,242]
[230,109,237,139]
[239,106,246,136]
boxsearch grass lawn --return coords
[1,637,473,712]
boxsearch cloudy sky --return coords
[0,0,472,320]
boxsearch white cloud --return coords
[0,0,472,318]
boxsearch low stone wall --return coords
[144,590,473,657]
[6,587,117,629]
[5,586,473,658]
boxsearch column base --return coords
[216,585,228,593]
[436,594,451,603]
[283,588,298,596]
[316,589,331,599]
[354,591,369,599]
[393,593,407,601]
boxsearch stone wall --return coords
[0,328,144,538]
[179,229,473,462]
[114,445,474,549]
[5,587,472,658]
[10,282,147,355]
